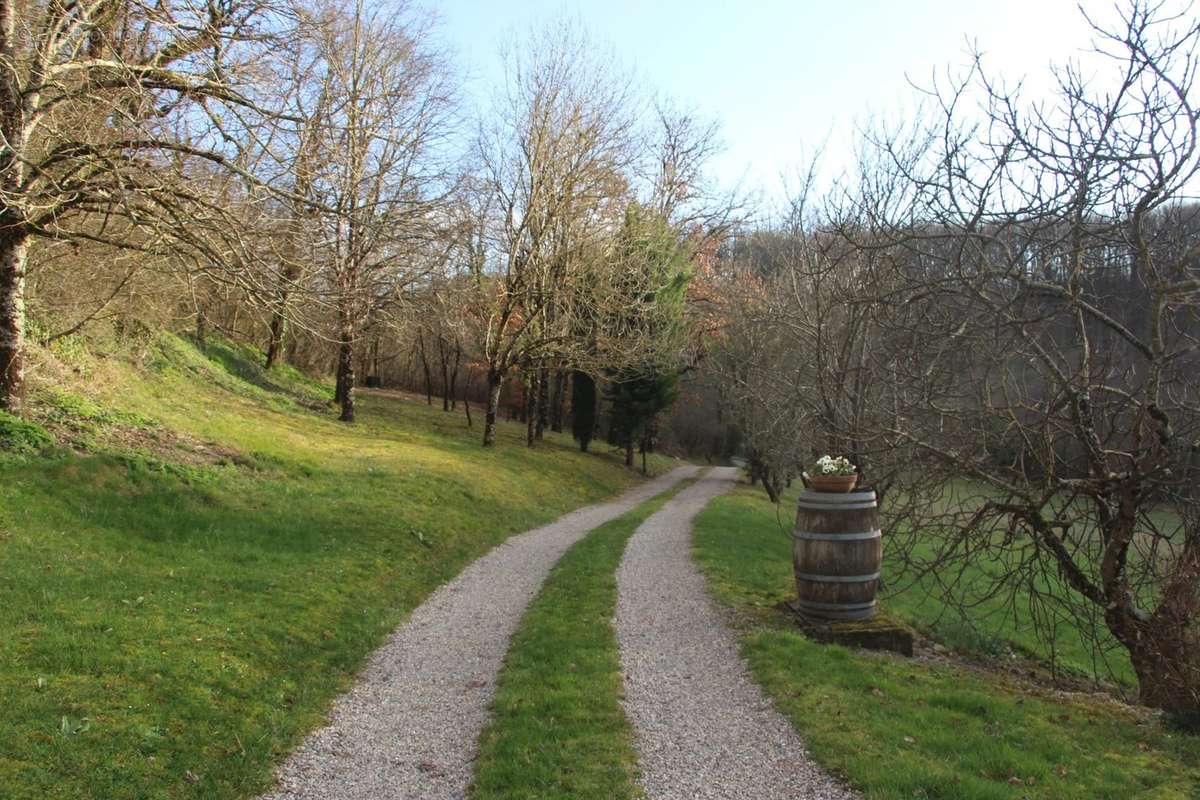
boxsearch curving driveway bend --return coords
[615,467,858,800]
[263,464,700,800]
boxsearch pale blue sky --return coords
[433,1,1126,199]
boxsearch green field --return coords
[692,485,1200,800]
[0,333,670,800]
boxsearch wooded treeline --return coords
[1,0,731,456]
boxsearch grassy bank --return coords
[470,478,692,800]
[692,484,1200,800]
[0,333,670,800]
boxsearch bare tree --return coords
[473,22,636,447]
[293,0,455,422]
[840,2,1200,712]
[708,195,903,503]
[262,46,329,371]
[0,0,303,412]
[643,100,741,246]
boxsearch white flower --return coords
[812,454,855,476]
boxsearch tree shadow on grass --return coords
[189,336,297,397]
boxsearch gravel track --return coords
[263,464,699,800]
[615,467,858,800]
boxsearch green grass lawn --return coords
[692,484,1200,800]
[0,333,672,800]
[470,477,692,800]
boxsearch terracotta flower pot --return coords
[805,473,859,493]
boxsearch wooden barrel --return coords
[792,489,882,620]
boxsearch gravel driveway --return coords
[262,464,699,800]
[615,467,858,800]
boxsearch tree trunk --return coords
[263,260,300,370]
[440,362,450,410]
[1127,630,1200,714]
[747,452,781,503]
[624,439,634,467]
[336,338,355,422]
[644,414,659,454]
[334,303,355,422]
[519,373,529,423]
[264,312,287,370]
[195,303,208,347]
[418,332,433,406]
[0,231,28,414]
[439,337,452,412]
[1105,565,1200,715]
[334,344,346,407]
[526,371,540,447]
[763,473,781,504]
[550,368,567,432]
[449,343,461,411]
[357,344,369,385]
[571,370,596,452]
[482,368,503,446]
[463,370,473,428]
[535,367,548,440]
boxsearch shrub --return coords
[0,411,55,455]
[933,619,1010,659]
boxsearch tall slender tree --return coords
[571,370,597,451]
[604,204,692,469]
[474,21,635,446]
[293,0,454,422]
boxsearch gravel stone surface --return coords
[615,467,859,800]
[263,464,699,800]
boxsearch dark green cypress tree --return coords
[608,368,679,469]
[603,203,691,470]
[571,370,597,452]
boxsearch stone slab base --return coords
[780,601,915,657]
